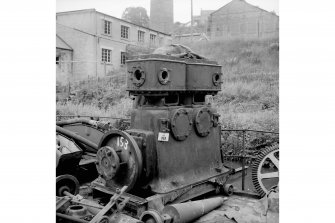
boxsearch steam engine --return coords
[94,47,231,201]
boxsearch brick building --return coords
[56,9,171,82]
[207,0,279,39]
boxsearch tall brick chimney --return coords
[150,0,174,34]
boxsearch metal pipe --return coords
[56,126,98,150]
[242,130,245,191]
[56,118,98,127]
[56,213,89,223]
[56,115,129,120]
[221,129,279,134]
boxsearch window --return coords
[150,34,156,45]
[102,48,111,63]
[138,30,145,43]
[104,20,111,35]
[56,56,60,65]
[121,25,129,39]
[121,52,126,65]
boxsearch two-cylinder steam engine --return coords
[94,49,231,200]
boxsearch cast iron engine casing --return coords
[96,48,228,194]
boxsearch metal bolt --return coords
[107,151,112,156]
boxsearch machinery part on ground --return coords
[66,205,88,218]
[140,210,164,223]
[251,144,279,197]
[56,134,83,174]
[57,126,99,152]
[57,118,110,131]
[97,131,143,192]
[223,184,234,196]
[89,186,128,223]
[96,216,111,223]
[161,197,226,223]
[56,174,80,197]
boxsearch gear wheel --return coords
[252,144,279,197]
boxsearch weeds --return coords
[57,38,279,132]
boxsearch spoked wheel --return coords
[252,144,279,197]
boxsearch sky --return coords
[56,0,279,23]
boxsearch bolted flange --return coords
[96,146,120,180]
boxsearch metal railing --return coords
[221,129,279,192]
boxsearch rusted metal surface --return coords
[221,129,279,196]
[97,130,143,192]
[162,197,226,223]
[89,186,127,223]
[56,126,99,151]
[56,46,279,223]
[251,145,279,197]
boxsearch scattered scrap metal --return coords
[56,45,279,223]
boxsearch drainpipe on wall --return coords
[95,11,98,78]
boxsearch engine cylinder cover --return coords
[171,108,192,141]
[195,107,213,137]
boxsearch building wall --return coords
[208,0,279,39]
[150,0,174,34]
[56,48,73,84]
[57,23,96,81]
[56,9,172,81]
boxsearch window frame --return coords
[103,20,112,35]
[120,52,126,65]
[138,30,145,43]
[121,25,130,39]
[101,48,112,63]
[150,34,156,45]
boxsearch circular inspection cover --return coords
[195,107,213,137]
[97,130,143,192]
[171,108,192,141]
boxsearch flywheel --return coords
[251,144,279,197]
[96,130,143,192]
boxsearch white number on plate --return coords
[158,132,169,142]
[117,136,128,150]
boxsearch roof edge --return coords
[210,0,278,17]
[56,34,73,50]
[56,8,172,36]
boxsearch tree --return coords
[121,7,149,27]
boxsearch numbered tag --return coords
[158,132,169,142]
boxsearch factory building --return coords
[207,0,279,39]
[56,9,171,83]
